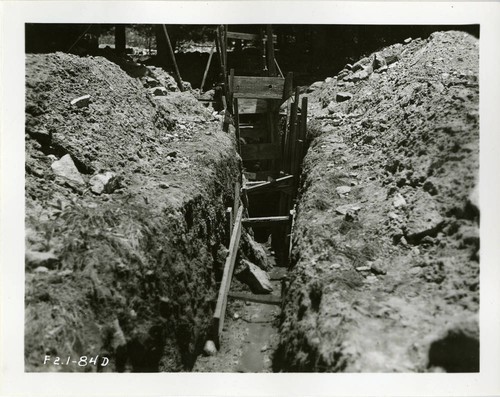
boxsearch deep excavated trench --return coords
[24,28,479,374]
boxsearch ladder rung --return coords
[242,216,290,227]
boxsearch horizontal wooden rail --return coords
[233,76,285,100]
[244,175,294,194]
[242,216,291,227]
[226,31,277,42]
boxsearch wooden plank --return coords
[228,291,281,306]
[293,96,308,193]
[233,98,241,154]
[283,72,293,100]
[213,206,244,337]
[287,87,300,174]
[162,25,184,92]
[234,181,241,215]
[226,207,233,247]
[242,216,290,227]
[238,98,269,114]
[287,209,296,262]
[243,175,294,194]
[226,31,277,43]
[266,25,277,76]
[244,170,278,181]
[241,143,281,161]
[200,43,215,92]
[233,76,285,100]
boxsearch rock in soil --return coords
[51,154,86,187]
[236,259,273,294]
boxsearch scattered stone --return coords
[25,250,59,269]
[51,154,86,187]
[34,266,49,274]
[384,53,400,65]
[70,95,90,108]
[58,269,73,277]
[388,212,399,220]
[260,345,269,352]
[233,312,240,320]
[420,235,437,246]
[377,65,388,73]
[356,266,371,272]
[89,171,119,194]
[351,57,370,72]
[409,267,422,275]
[404,37,413,44]
[150,86,168,96]
[345,69,370,82]
[336,186,351,195]
[331,263,341,269]
[159,182,170,189]
[144,76,160,88]
[373,53,387,70]
[406,208,444,242]
[307,81,323,92]
[345,63,353,70]
[336,91,353,102]
[236,259,273,294]
[370,260,387,275]
[111,319,127,350]
[393,193,407,208]
[335,203,362,215]
[364,275,378,284]
[327,101,337,114]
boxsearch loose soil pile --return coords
[24,52,245,371]
[275,31,479,372]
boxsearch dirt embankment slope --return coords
[276,31,479,372]
[25,52,241,371]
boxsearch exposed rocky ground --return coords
[25,29,480,374]
[24,52,255,372]
[275,31,479,372]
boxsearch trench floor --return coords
[193,248,286,372]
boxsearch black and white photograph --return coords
[1,1,500,396]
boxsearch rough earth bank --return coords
[24,52,246,372]
[275,31,479,372]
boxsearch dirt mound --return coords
[275,31,479,372]
[24,52,245,371]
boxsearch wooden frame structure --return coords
[212,25,309,344]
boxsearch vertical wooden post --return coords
[293,97,308,194]
[287,87,300,174]
[266,25,277,76]
[115,25,126,54]
[233,98,241,154]
[299,96,308,161]
[228,68,235,114]
[162,25,184,92]
[201,43,215,92]
[223,25,228,72]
